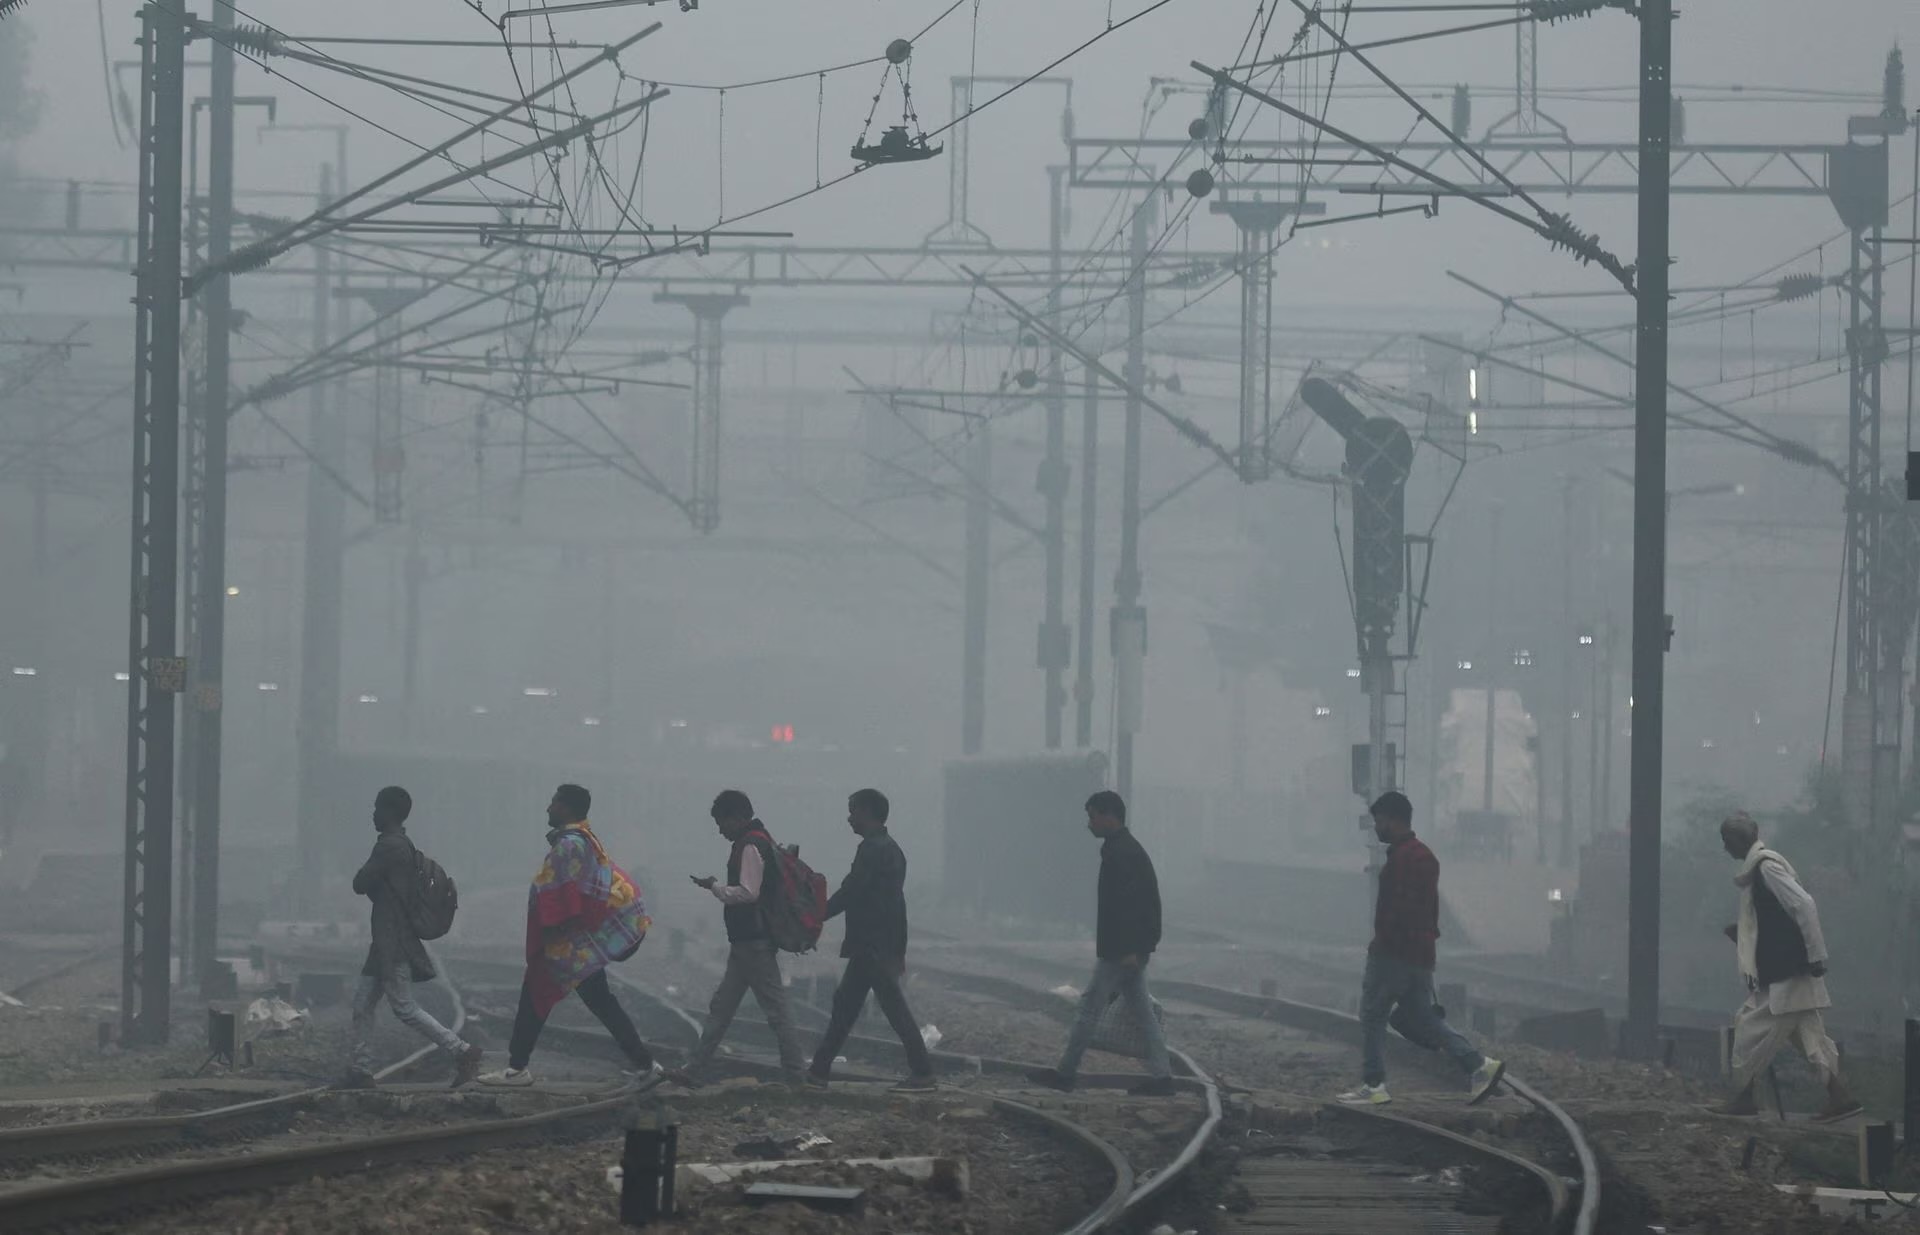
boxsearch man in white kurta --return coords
[1718,812,1860,1122]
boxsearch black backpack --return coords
[401,843,459,941]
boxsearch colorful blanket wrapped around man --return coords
[524,822,650,1016]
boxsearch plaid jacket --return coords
[1371,835,1440,969]
[524,823,649,1016]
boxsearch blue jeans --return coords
[1058,958,1171,1081]
[1360,952,1483,1086]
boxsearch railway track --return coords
[1157,925,1731,1036]
[0,942,1179,1233]
[0,951,479,1172]
[497,946,1225,1229]
[934,941,1599,1234]
[0,942,121,1005]
[0,949,660,1227]
[0,929,1595,1232]
[639,937,1588,1230]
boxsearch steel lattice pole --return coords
[122,0,189,1047]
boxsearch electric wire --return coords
[700,0,1186,233]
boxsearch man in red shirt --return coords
[1339,791,1504,1107]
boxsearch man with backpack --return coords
[343,786,483,1089]
[806,788,936,1091]
[478,784,658,1087]
[670,789,807,1086]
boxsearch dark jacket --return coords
[1372,834,1440,970]
[1752,869,1814,986]
[723,824,780,944]
[1095,828,1162,961]
[354,827,434,981]
[826,826,909,963]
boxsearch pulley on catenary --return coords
[850,37,943,167]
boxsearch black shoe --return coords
[1128,1076,1177,1097]
[1026,1067,1075,1092]
[804,1072,830,1091]
[450,1044,484,1089]
[336,1068,377,1091]
[661,1067,704,1089]
[891,1073,937,1093]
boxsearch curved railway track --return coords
[474,946,1223,1231]
[948,941,1601,1235]
[0,943,1162,1234]
[0,931,1595,1232]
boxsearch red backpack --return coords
[750,828,827,953]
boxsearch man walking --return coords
[1027,791,1175,1097]
[344,786,482,1088]
[670,790,806,1085]
[1717,811,1861,1121]
[806,789,936,1092]
[478,784,658,1087]
[1339,791,1504,1107]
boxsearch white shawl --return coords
[1733,840,1830,1015]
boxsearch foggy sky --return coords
[3,1,1919,874]
[11,0,1920,305]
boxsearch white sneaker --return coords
[1337,1083,1390,1106]
[1468,1057,1506,1105]
[624,1062,665,1088]
[477,1067,534,1088]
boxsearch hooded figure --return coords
[1718,811,1859,1122]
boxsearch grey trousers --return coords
[689,939,805,1074]
[1058,957,1172,1081]
[350,963,466,1072]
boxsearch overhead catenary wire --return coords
[189,20,665,289]
[695,0,1186,234]
[974,0,1322,385]
[1444,270,1839,475]
[194,2,614,220]
[1235,11,1552,71]
[201,0,580,207]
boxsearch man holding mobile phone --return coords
[666,789,805,1087]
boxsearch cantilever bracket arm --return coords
[183,23,664,295]
[1190,60,1635,295]
[843,366,1047,542]
[186,89,665,296]
[1443,268,1843,482]
[962,268,1242,474]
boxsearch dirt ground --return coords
[1,935,1888,1233]
[71,1086,1114,1235]
[921,938,1879,1234]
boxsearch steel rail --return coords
[0,948,469,1167]
[1508,1075,1599,1235]
[1128,1047,1222,1212]
[1119,973,1595,1231]
[992,1095,1137,1235]
[0,941,1145,1235]
[960,947,1597,1234]
[598,948,1217,1231]
[346,949,1146,1235]
[1330,1100,1571,1226]
[0,944,120,1004]
[0,1091,636,1229]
